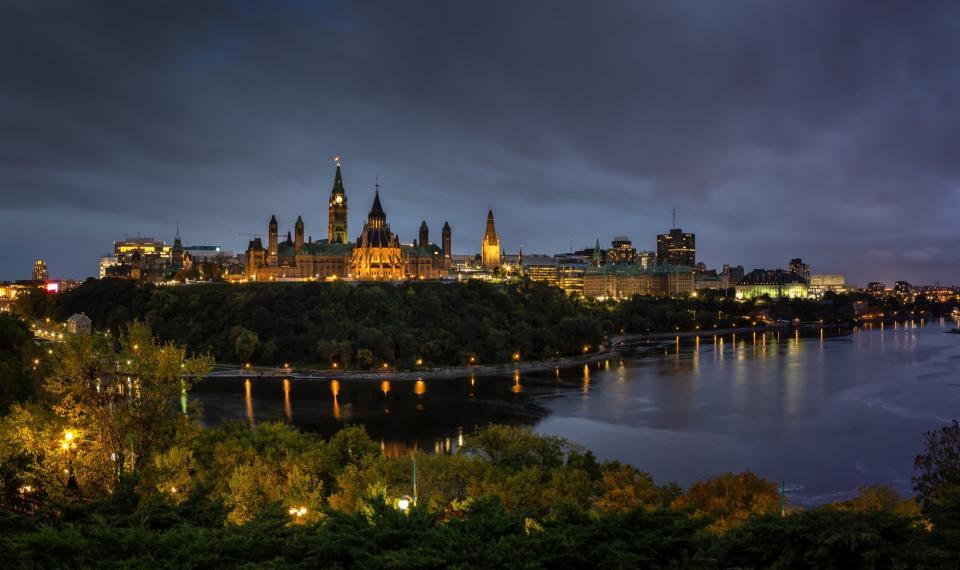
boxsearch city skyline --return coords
[3,2,959,284]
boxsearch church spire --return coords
[328,155,348,244]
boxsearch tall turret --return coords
[591,238,603,267]
[441,221,451,258]
[328,157,348,244]
[295,215,304,252]
[481,210,501,270]
[268,214,279,256]
[419,221,429,250]
[367,189,386,230]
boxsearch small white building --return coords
[66,313,92,335]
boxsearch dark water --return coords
[192,319,960,505]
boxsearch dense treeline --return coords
[0,314,42,413]
[15,278,955,368]
[2,322,960,567]
[20,279,604,368]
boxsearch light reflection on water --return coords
[193,319,960,505]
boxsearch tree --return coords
[44,321,212,484]
[230,326,259,363]
[673,471,781,534]
[914,419,960,511]
[833,485,921,518]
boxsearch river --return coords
[191,318,960,505]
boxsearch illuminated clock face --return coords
[335,195,343,205]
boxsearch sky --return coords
[2,1,959,285]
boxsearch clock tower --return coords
[328,155,348,244]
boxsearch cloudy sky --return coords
[2,1,959,284]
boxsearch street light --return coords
[288,506,308,523]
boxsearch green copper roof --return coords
[585,263,693,276]
[297,240,353,256]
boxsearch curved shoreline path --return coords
[206,350,613,381]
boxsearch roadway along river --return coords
[192,318,960,506]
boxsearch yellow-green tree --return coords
[44,321,212,483]
[673,471,781,534]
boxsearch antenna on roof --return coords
[672,208,677,229]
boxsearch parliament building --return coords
[244,162,451,281]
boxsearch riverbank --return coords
[207,350,612,381]
[611,321,854,348]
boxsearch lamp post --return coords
[61,430,80,496]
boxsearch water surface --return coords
[192,319,960,504]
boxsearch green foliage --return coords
[914,420,960,512]
[0,313,41,412]
[717,508,946,568]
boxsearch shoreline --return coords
[208,350,612,381]
[207,316,952,382]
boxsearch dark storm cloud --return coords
[1,0,958,284]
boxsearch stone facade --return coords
[244,164,450,281]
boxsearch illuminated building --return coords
[656,228,695,267]
[789,258,811,282]
[33,259,48,282]
[809,275,846,298]
[66,313,92,335]
[735,269,809,300]
[894,281,912,298]
[583,263,694,299]
[867,282,887,297]
[557,255,588,296]
[244,162,450,281]
[103,237,173,280]
[327,157,349,243]
[522,255,558,286]
[636,250,655,270]
[481,210,502,269]
[351,190,405,280]
[606,236,637,264]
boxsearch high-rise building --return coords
[894,281,912,297]
[867,282,887,297]
[522,255,558,286]
[33,259,48,282]
[556,255,587,296]
[327,158,349,244]
[481,210,501,269]
[789,258,810,282]
[636,250,655,270]
[656,228,695,267]
[606,236,637,264]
